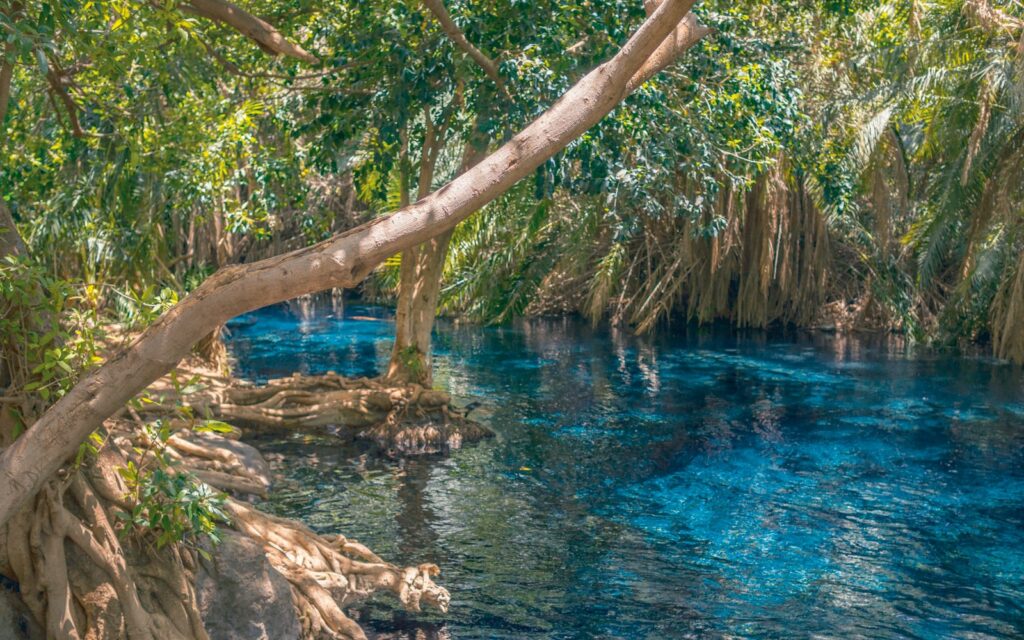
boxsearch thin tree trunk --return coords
[0,41,13,130]
[387,108,449,385]
[0,0,705,528]
[387,124,489,386]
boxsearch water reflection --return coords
[228,305,1024,640]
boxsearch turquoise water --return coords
[226,303,1024,639]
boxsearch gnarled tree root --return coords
[225,499,449,639]
[215,373,492,456]
[0,418,450,640]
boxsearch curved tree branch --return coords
[182,0,320,64]
[0,0,707,528]
[627,2,710,93]
[421,0,503,88]
[45,59,84,138]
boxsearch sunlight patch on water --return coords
[227,304,1024,639]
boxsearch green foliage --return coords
[116,446,229,550]
[112,285,180,332]
[0,256,101,429]
[116,375,230,550]
[3,0,1024,361]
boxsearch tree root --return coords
[0,415,451,640]
[215,373,492,456]
[225,499,449,640]
[2,459,205,640]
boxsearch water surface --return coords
[226,303,1024,639]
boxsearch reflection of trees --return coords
[394,459,440,559]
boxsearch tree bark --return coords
[0,0,705,528]
[182,0,320,64]
[386,125,491,386]
[386,108,452,386]
[421,0,504,88]
[0,40,13,130]
[384,5,709,385]
[386,2,507,386]
[386,232,453,385]
[0,2,22,134]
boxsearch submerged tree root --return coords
[0,416,450,640]
[214,373,492,456]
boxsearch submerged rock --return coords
[196,530,301,640]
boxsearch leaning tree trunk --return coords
[0,0,709,529]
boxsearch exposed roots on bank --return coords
[212,372,492,456]
[225,499,449,639]
[0,412,451,640]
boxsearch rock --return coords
[0,585,42,640]
[196,530,301,640]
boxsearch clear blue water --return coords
[225,302,1024,640]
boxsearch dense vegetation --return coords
[3,0,1023,364]
[0,0,1022,638]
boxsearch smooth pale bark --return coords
[386,233,454,385]
[0,0,703,528]
[386,132,490,386]
[629,3,710,93]
[182,0,320,64]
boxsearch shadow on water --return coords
[226,304,1024,640]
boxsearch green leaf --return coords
[34,49,48,75]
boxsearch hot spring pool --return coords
[225,303,1024,639]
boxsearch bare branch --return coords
[421,0,503,88]
[181,0,320,64]
[45,62,84,138]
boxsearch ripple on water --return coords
[228,305,1024,640]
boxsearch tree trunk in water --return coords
[387,118,490,386]
[386,112,446,386]
[0,0,707,528]
[386,233,453,386]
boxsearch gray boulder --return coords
[0,587,42,640]
[196,530,301,640]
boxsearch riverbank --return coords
[1,342,454,640]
